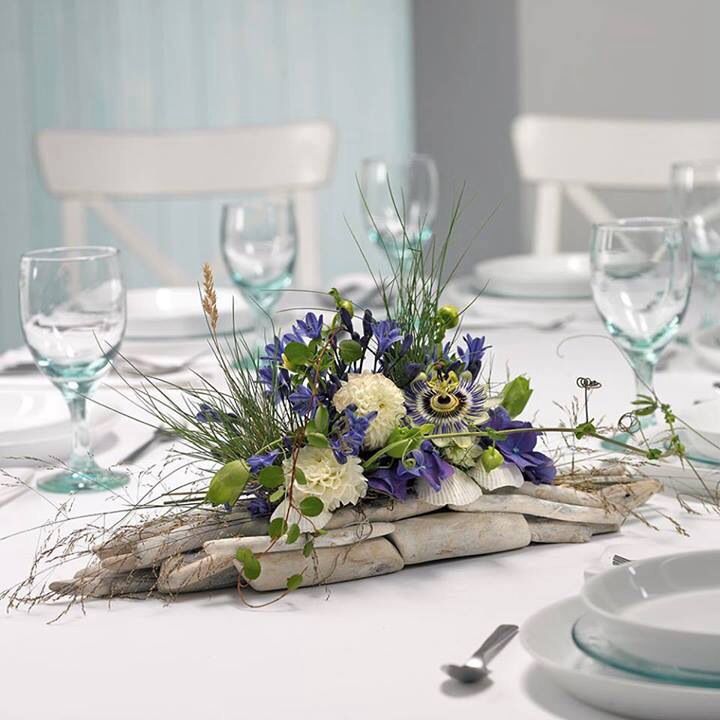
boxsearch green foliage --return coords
[574,421,597,440]
[339,339,363,363]
[501,376,533,418]
[313,406,329,434]
[299,496,324,517]
[384,424,434,459]
[286,523,301,545]
[306,433,330,448]
[294,468,307,485]
[269,488,285,503]
[480,446,504,472]
[303,539,314,557]
[205,460,249,506]
[235,548,261,580]
[258,466,285,489]
[269,517,288,540]
[286,574,304,591]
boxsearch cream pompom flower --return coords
[284,446,367,514]
[332,372,406,449]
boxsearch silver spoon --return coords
[442,623,519,683]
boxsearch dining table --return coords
[1,279,718,720]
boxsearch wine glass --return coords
[19,246,128,493]
[360,155,439,264]
[671,161,720,330]
[590,218,692,425]
[221,196,297,350]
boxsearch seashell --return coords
[414,467,483,507]
[467,463,524,491]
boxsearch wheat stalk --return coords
[201,263,219,333]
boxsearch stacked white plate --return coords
[521,550,720,719]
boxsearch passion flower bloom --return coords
[405,370,487,435]
[333,372,406,449]
[283,446,367,512]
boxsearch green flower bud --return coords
[480,446,504,473]
[437,304,460,329]
[339,299,354,316]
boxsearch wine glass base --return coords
[37,467,129,494]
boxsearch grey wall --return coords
[518,0,720,250]
[413,0,521,274]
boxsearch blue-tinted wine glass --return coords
[221,196,297,350]
[590,218,693,426]
[671,161,720,331]
[19,246,128,493]
[360,155,438,264]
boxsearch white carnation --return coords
[283,446,367,513]
[333,372,406,449]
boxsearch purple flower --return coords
[457,334,488,378]
[330,407,377,463]
[248,496,272,518]
[368,441,453,500]
[288,385,318,416]
[372,319,403,355]
[483,408,556,485]
[247,449,281,474]
[294,312,323,340]
[196,403,221,422]
[261,337,285,363]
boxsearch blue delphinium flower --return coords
[372,319,403,355]
[248,496,272,518]
[294,312,323,340]
[247,449,281,474]
[288,385,318,416]
[368,440,453,500]
[457,334,488,379]
[196,403,221,422]
[483,407,556,485]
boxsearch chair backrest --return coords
[512,114,720,254]
[36,122,337,288]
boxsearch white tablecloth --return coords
[1,291,718,720]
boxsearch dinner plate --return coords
[521,596,720,720]
[472,252,591,299]
[126,286,252,340]
[582,550,720,673]
[691,325,720,371]
[0,388,116,466]
[676,398,720,466]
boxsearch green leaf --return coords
[384,426,429,459]
[314,406,329,434]
[205,460,249,506]
[480,446,504,472]
[574,421,597,439]
[269,517,288,540]
[286,523,301,545]
[339,339,363,364]
[302,539,314,557]
[269,488,285,503]
[258,465,285,489]
[299,496,324,517]
[284,341,313,367]
[294,467,307,485]
[501,376,533,418]
[286,573,304,591]
[235,548,261,580]
[307,432,330,448]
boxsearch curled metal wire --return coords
[618,411,641,434]
[576,377,602,391]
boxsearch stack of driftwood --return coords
[50,475,661,599]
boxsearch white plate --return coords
[521,596,720,720]
[691,326,720,372]
[582,550,720,673]
[677,398,720,465]
[126,286,252,340]
[473,252,591,299]
[0,388,117,466]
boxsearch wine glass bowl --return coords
[360,155,438,263]
[19,246,128,493]
[671,161,720,330]
[221,197,297,339]
[590,218,693,420]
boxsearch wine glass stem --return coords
[65,390,94,470]
[627,350,657,427]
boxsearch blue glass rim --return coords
[21,245,119,263]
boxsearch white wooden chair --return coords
[512,114,720,254]
[36,122,337,288]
